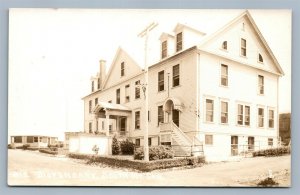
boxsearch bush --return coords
[8,143,16,149]
[120,139,135,155]
[39,148,58,155]
[252,146,291,157]
[257,177,278,187]
[22,144,30,150]
[68,152,205,172]
[134,145,175,161]
[112,136,120,155]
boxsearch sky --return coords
[8,9,291,141]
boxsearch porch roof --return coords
[93,102,131,113]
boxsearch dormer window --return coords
[91,81,94,92]
[176,32,183,52]
[121,62,125,76]
[258,53,264,63]
[161,40,167,59]
[97,78,100,89]
[222,41,227,50]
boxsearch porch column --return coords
[105,111,110,136]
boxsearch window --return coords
[89,122,92,133]
[109,125,112,131]
[221,101,228,124]
[148,110,150,122]
[241,38,247,57]
[161,40,167,58]
[248,137,255,150]
[135,139,140,146]
[269,109,274,128]
[116,88,120,104]
[172,64,180,87]
[121,62,125,76]
[205,135,213,145]
[27,136,33,143]
[96,121,98,131]
[89,100,92,113]
[245,106,250,126]
[258,108,264,127]
[158,70,164,91]
[148,138,152,146]
[125,85,130,103]
[237,104,243,125]
[222,41,227,50]
[34,137,38,142]
[237,104,250,126]
[158,105,164,126]
[135,111,140,129]
[97,78,100,89]
[95,98,98,105]
[206,99,214,122]
[258,75,264,95]
[176,32,183,52]
[258,53,264,63]
[102,121,105,130]
[221,64,228,86]
[135,80,140,99]
[14,136,22,143]
[268,138,273,146]
[91,81,94,92]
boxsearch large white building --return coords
[80,11,284,161]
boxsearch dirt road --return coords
[7,149,291,186]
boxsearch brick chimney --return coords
[99,60,106,89]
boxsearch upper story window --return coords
[91,81,94,92]
[258,107,264,127]
[221,101,228,124]
[116,88,120,104]
[222,41,227,50]
[205,135,213,145]
[89,100,92,113]
[172,64,180,87]
[245,105,250,126]
[237,104,243,125]
[258,53,264,63]
[176,32,183,52]
[241,38,247,57]
[161,41,167,59]
[157,105,164,126]
[258,75,264,95]
[95,98,98,105]
[135,111,140,129]
[121,62,125,77]
[269,109,274,128]
[97,78,100,90]
[205,99,214,122]
[89,122,92,133]
[135,80,140,99]
[158,70,164,91]
[125,84,130,103]
[221,64,228,86]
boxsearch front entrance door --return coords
[172,109,179,127]
[120,117,126,136]
[231,136,238,156]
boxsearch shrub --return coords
[134,145,175,161]
[257,177,278,187]
[120,139,135,155]
[8,143,16,149]
[22,144,30,150]
[112,136,120,155]
[39,148,58,155]
[252,146,291,157]
[68,152,205,172]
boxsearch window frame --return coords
[221,64,228,87]
[220,101,228,124]
[241,38,247,57]
[125,84,130,103]
[121,62,125,77]
[135,80,140,99]
[268,109,275,128]
[135,139,140,146]
[95,98,98,105]
[158,70,165,91]
[258,107,265,128]
[157,105,164,126]
[172,64,180,87]
[258,75,264,95]
[221,41,227,50]
[176,32,183,52]
[116,88,120,104]
[91,81,94,92]
[135,111,141,130]
[89,100,92,113]
[205,99,214,122]
[89,122,92,133]
[205,135,213,145]
[161,40,168,59]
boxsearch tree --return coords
[112,136,120,155]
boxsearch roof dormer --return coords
[159,33,175,59]
[173,23,206,52]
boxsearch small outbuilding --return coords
[10,135,58,148]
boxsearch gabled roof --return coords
[93,101,131,113]
[173,23,206,36]
[159,32,174,40]
[102,47,143,89]
[198,10,284,76]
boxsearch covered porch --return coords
[92,102,132,138]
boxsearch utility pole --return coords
[138,22,158,161]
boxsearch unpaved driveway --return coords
[7,149,290,186]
